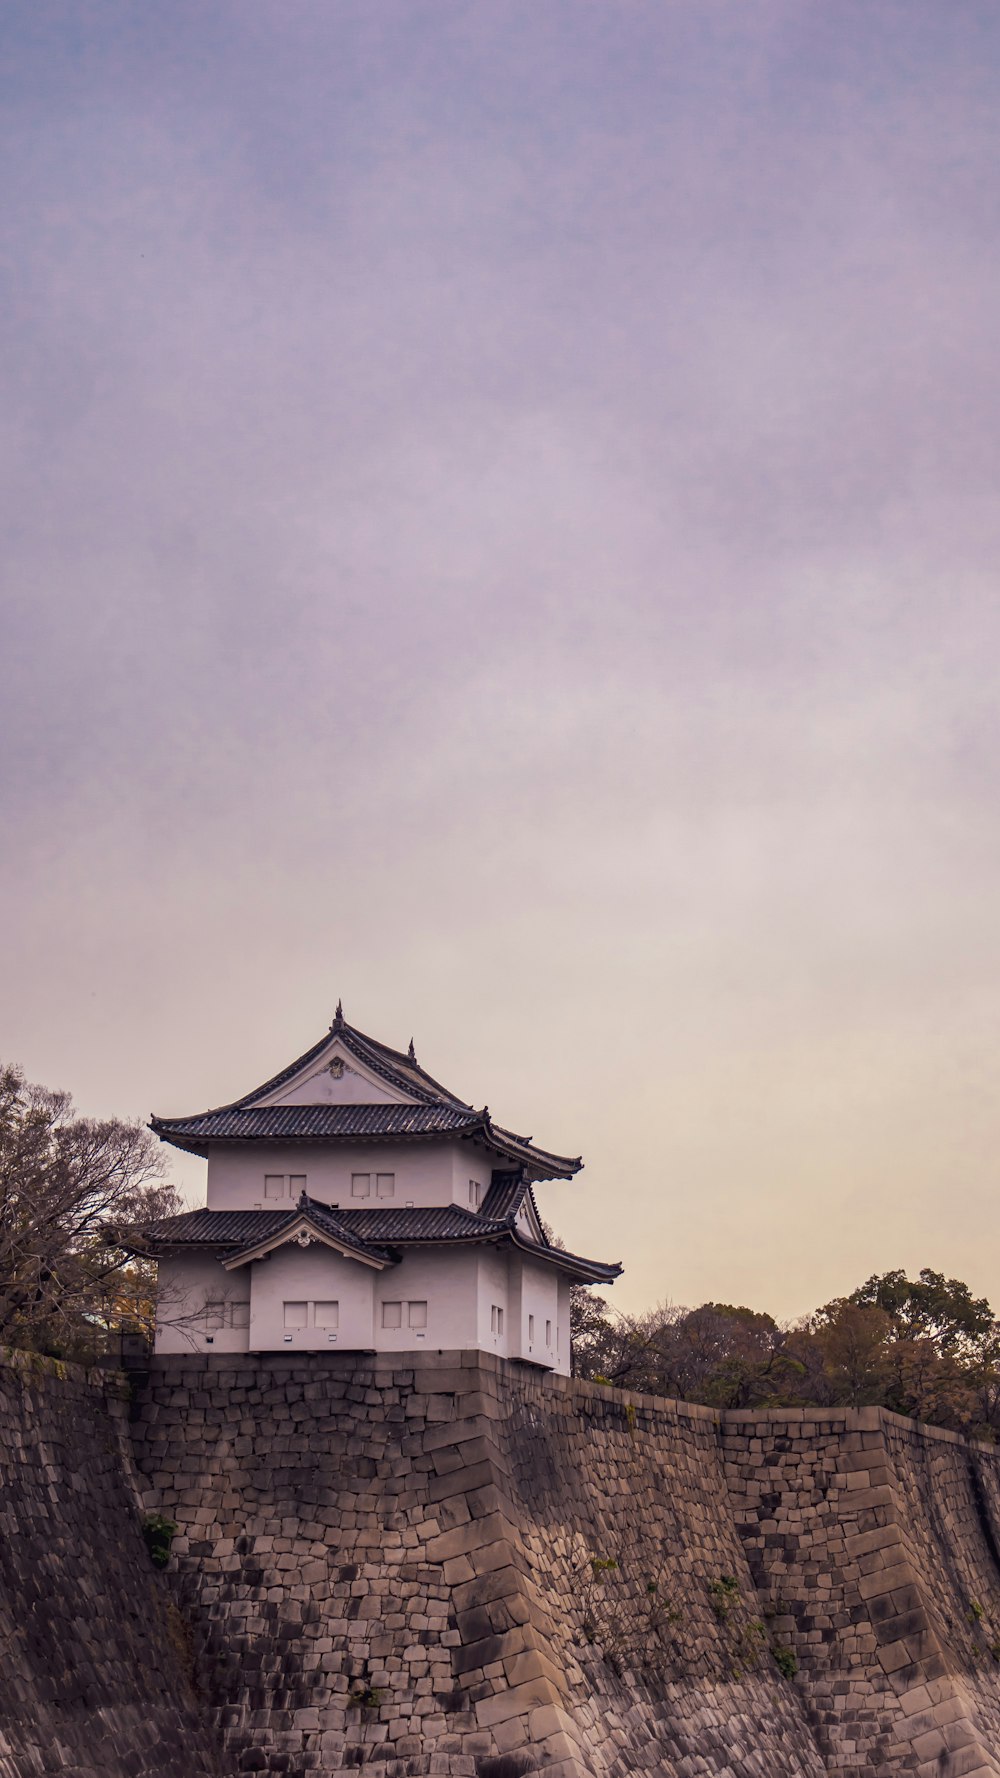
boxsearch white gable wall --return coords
[249,1037,419,1107]
[206,1140,498,1211]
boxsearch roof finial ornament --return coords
[297,1185,309,1210]
[333,998,344,1027]
[407,1038,417,1062]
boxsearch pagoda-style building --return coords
[138,1006,621,1372]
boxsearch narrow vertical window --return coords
[491,1305,504,1336]
[528,1314,535,1341]
[546,1319,552,1345]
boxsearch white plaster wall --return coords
[256,1044,409,1106]
[477,1248,510,1358]
[557,1275,572,1376]
[206,1140,498,1212]
[247,1245,377,1350]
[155,1245,578,1370]
[154,1254,251,1355]
[513,1257,563,1372]
[372,1249,480,1352]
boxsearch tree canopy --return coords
[0,1063,178,1358]
[571,1266,1000,1442]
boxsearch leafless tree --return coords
[0,1062,180,1354]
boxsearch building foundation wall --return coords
[4,1348,1000,1776]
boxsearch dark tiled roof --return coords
[138,1203,507,1249]
[247,1199,388,1262]
[231,1014,470,1111]
[336,1205,502,1242]
[130,1196,621,1282]
[510,1231,621,1284]
[151,1104,479,1146]
[480,1171,529,1220]
[151,1013,582,1180]
[151,1104,580,1181]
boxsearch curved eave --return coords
[149,1112,582,1179]
[129,1223,620,1284]
[476,1119,582,1182]
[510,1229,621,1284]
[149,1115,483,1158]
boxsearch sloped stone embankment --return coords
[4,1347,1000,1776]
[0,1348,221,1778]
[128,1350,1000,1777]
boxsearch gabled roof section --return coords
[150,1007,583,1181]
[126,1186,621,1285]
[150,1104,483,1150]
[220,1196,391,1272]
[238,1005,469,1110]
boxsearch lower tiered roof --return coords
[130,1191,621,1285]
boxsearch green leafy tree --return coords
[849,1268,994,1359]
[811,1300,893,1406]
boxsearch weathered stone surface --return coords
[0,1347,221,1778]
[128,1352,826,1776]
[5,1347,1000,1776]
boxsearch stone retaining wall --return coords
[5,1346,1000,1777]
[721,1406,1000,1775]
[126,1352,823,1776]
[0,1348,221,1778]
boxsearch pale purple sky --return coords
[4,2,1000,1319]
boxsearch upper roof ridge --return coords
[150,1011,583,1180]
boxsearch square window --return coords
[381,1301,402,1329]
[313,1300,339,1328]
[376,1173,395,1199]
[289,1174,306,1196]
[230,1301,250,1329]
[264,1174,285,1199]
[528,1315,535,1341]
[351,1173,371,1198]
[283,1301,307,1328]
[407,1300,427,1329]
[204,1300,225,1330]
